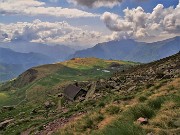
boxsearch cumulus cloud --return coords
[48,0,59,2]
[68,0,122,8]
[67,0,150,8]
[101,1,180,40]
[0,20,109,46]
[0,0,98,18]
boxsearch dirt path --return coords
[16,78,43,107]
[98,115,115,129]
[35,112,85,135]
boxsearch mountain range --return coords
[0,41,76,82]
[70,36,180,63]
[0,63,24,82]
[0,41,76,62]
[0,52,179,135]
[0,36,180,82]
[0,47,55,82]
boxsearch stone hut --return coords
[64,84,87,101]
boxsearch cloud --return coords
[0,20,109,46]
[67,0,150,8]
[101,1,180,40]
[0,0,99,18]
[48,0,59,2]
[68,0,122,8]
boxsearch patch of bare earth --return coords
[21,128,32,135]
[97,115,115,129]
[36,112,86,135]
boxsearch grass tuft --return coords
[99,121,145,135]
[147,97,165,109]
[138,96,147,102]
[127,104,155,120]
[105,105,120,115]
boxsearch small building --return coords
[64,84,87,101]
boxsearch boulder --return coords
[44,101,51,108]
[127,86,136,92]
[44,101,55,108]
[2,106,15,111]
[173,118,180,127]
[57,93,63,97]
[111,77,118,81]
[114,86,120,90]
[99,79,105,83]
[147,132,154,135]
[0,119,14,130]
[31,109,38,114]
[51,102,55,106]
[137,117,148,124]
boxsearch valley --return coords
[1,37,179,83]
[1,1,180,135]
[0,53,179,135]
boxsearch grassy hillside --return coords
[0,58,136,107]
[55,78,180,135]
[0,53,179,135]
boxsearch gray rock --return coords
[100,79,105,83]
[44,101,51,108]
[58,93,63,97]
[173,118,180,127]
[137,117,148,124]
[147,132,154,135]
[2,106,15,111]
[114,86,120,90]
[0,119,14,130]
[127,86,136,92]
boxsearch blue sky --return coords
[0,0,179,47]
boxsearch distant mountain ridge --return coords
[0,51,180,135]
[0,47,55,82]
[70,36,180,63]
[0,41,77,82]
[0,63,24,82]
[0,41,76,62]
[0,47,54,66]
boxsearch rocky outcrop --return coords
[0,119,14,130]
[71,53,180,100]
[13,69,38,88]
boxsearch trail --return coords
[16,78,43,106]
[36,112,86,135]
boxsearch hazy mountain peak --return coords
[70,37,180,63]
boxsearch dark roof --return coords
[64,84,82,100]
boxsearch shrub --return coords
[100,121,145,135]
[97,102,105,108]
[156,72,165,79]
[105,105,120,115]
[138,96,147,102]
[38,125,44,131]
[168,85,175,91]
[171,95,180,105]
[83,100,96,107]
[122,95,134,100]
[82,118,94,130]
[128,104,155,120]
[146,83,154,89]
[94,114,104,122]
[148,97,165,109]
[144,91,153,97]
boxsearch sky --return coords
[0,0,180,48]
